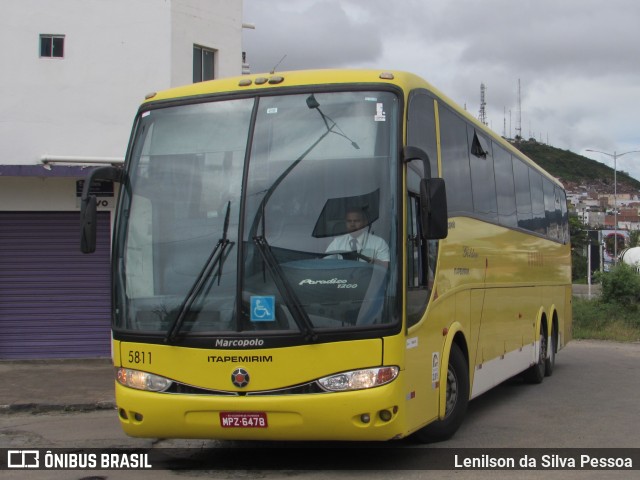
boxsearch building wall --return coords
[0,0,244,359]
[1,0,243,170]
[170,0,243,86]
[2,0,168,166]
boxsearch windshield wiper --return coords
[253,235,317,342]
[165,202,233,344]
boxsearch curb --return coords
[0,401,116,415]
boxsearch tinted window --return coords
[544,179,559,239]
[440,107,472,213]
[558,187,569,243]
[494,145,517,228]
[407,91,438,177]
[513,159,532,229]
[468,126,497,221]
[530,170,546,234]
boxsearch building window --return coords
[193,45,215,82]
[40,34,65,58]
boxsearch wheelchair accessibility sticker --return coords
[250,296,275,322]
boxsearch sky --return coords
[242,0,640,181]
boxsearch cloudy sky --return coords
[242,0,640,180]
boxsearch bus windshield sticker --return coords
[250,296,276,322]
[374,103,386,122]
[266,107,278,114]
[406,337,418,349]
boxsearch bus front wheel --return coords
[412,343,469,443]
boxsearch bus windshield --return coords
[115,90,400,339]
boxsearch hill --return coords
[513,140,640,194]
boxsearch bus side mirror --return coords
[80,166,123,254]
[403,146,448,240]
[420,177,448,240]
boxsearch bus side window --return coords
[544,178,559,240]
[468,126,498,221]
[514,157,533,229]
[407,91,438,179]
[440,106,473,214]
[407,165,435,327]
[406,90,441,327]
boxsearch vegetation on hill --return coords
[513,139,640,192]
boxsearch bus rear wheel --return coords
[412,343,469,443]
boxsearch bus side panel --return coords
[403,288,480,434]
[472,286,539,398]
[403,298,454,434]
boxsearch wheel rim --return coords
[445,365,458,418]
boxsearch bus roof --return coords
[143,69,425,103]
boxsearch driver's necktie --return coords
[350,238,358,251]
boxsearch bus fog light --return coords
[317,366,399,392]
[116,367,172,392]
[360,414,371,424]
[379,410,392,422]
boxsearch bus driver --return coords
[325,208,389,267]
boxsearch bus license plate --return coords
[220,412,268,428]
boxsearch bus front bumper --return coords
[115,381,407,441]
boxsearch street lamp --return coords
[586,148,640,263]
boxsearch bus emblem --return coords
[231,368,250,388]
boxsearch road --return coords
[2,340,639,479]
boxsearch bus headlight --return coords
[317,366,399,391]
[116,367,172,392]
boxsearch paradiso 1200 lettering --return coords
[298,277,358,289]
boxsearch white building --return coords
[0,0,244,359]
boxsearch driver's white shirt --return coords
[325,230,390,262]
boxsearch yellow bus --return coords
[81,69,571,442]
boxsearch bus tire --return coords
[524,330,546,384]
[412,343,469,443]
[545,326,557,377]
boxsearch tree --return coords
[598,263,640,305]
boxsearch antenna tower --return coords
[478,83,488,126]
[503,106,506,137]
[515,79,522,140]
